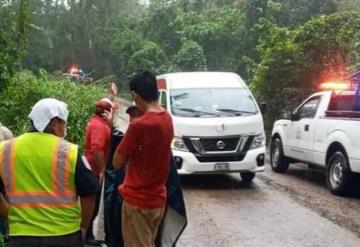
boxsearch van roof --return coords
[157,72,246,89]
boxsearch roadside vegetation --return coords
[0,71,106,146]
[2,0,360,142]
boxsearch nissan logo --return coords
[216,140,226,150]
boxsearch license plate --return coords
[214,163,230,171]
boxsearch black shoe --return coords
[85,238,102,246]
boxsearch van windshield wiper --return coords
[171,92,189,100]
[216,108,257,115]
[173,108,220,117]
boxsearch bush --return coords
[0,71,106,147]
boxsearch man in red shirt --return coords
[84,98,118,246]
[113,71,174,247]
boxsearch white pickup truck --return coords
[270,89,360,195]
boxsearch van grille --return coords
[184,136,250,153]
[200,137,239,152]
[183,135,254,162]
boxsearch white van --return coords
[157,72,266,183]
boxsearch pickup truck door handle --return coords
[304,124,309,132]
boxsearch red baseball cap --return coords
[96,98,119,111]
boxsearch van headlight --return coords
[171,137,188,151]
[250,134,265,150]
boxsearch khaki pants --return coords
[122,200,165,247]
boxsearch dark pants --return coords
[104,169,125,247]
[104,128,125,247]
[9,231,83,247]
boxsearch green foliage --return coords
[174,40,207,71]
[0,233,5,247]
[177,8,247,73]
[270,0,338,27]
[252,11,360,134]
[295,12,360,83]
[0,71,106,147]
[0,0,29,90]
[5,0,360,142]
[144,3,185,56]
[21,0,352,82]
[128,41,166,74]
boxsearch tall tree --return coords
[0,0,29,90]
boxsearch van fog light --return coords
[174,156,183,169]
[257,154,265,167]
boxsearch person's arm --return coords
[113,123,138,170]
[0,179,7,218]
[0,194,7,219]
[93,151,106,180]
[113,152,127,170]
[80,195,95,239]
[75,154,100,239]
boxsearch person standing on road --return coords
[84,98,118,246]
[113,71,174,247]
[104,105,143,247]
[0,98,99,247]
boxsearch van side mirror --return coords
[260,102,267,114]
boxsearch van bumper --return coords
[173,146,266,174]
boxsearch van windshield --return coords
[170,88,259,117]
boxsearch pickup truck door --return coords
[293,96,322,163]
[283,120,302,159]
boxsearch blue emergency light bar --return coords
[347,71,360,111]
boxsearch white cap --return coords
[28,98,69,132]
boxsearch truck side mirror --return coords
[260,102,267,114]
[281,110,291,120]
[290,112,300,121]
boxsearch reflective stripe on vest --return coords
[2,138,77,206]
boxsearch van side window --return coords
[160,91,167,108]
[297,96,321,119]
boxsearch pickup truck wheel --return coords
[240,172,255,184]
[270,137,289,173]
[326,151,352,196]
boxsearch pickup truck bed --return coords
[325,110,360,118]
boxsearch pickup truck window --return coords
[297,96,321,119]
[328,93,355,111]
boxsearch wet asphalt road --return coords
[114,106,360,247]
[176,163,360,247]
